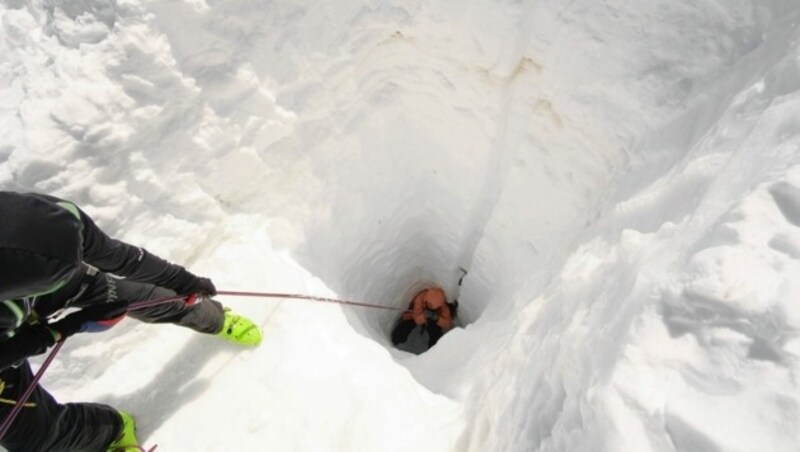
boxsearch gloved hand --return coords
[423,310,439,322]
[172,269,217,296]
[48,301,130,339]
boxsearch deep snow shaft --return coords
[3,0,800,450]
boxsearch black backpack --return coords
[0,192,83,338]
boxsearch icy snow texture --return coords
[2,0,800,451]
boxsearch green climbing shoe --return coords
[107,410,139,452]
[218,308,262,346]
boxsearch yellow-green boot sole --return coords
[107,410,139,452]
[218,308,262,346]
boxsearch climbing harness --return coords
[0,380,35,408]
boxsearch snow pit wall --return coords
[4,0,800,450]
[259,0,796,356]
[11,0,777,350]
[252,3,630,347]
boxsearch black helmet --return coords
[0,191,83,306]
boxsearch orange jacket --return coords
[402,288,453,329]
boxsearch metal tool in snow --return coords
[452,267,468,310]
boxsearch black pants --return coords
[0,361,120,451]
[391,319,444,348]
[0,270,225,451]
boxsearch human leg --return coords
[0,362,120,452]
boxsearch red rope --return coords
[215,290,411,313]
[128,291,411,313]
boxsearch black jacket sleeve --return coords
[76,206,199,293]
[0,325,56,372]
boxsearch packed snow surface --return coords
[2,0,800,450]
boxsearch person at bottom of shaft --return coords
[391,287,456,349]
[0,191,263,452]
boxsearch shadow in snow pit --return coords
[394,323,436,355]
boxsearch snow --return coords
[2,0,800,450]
